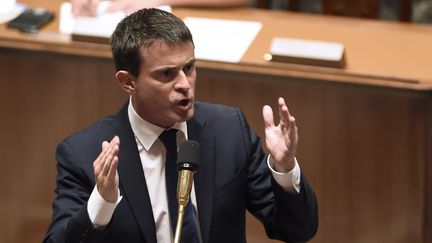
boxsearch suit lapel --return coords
[115,103,157,243]
[187,118,215,243]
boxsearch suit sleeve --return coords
[237,109,319,242]
[43,141,97,243]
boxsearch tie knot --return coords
[159,129,178,152]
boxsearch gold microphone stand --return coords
[174,170,194,243]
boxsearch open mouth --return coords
[178,98,191,107]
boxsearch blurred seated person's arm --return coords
[72,0,248,16]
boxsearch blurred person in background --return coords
[71,0,248,16]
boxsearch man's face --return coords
[131,40,196,128]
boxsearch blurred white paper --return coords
[0,0,16,15]
[184,17,262,63]
[270,37,345,61]
[59,1,171,37]
[59,1,123,35]
[0,2,26,24]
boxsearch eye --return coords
[157,69,176,82]
[183,62,195,75]
[161,70,171,77]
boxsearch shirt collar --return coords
[127,98,188,151]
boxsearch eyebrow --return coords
[153,57,197,72]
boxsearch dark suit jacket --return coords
[43,101,318,243]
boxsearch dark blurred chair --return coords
[256,0,412,22]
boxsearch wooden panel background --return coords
[0,48,430,243]
[0,49,126,243]
[197,69,428,243]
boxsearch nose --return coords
[174,70,191,92]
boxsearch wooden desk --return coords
[1,1,431,243]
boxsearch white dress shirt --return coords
[87,100,301,242]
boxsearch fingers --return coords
[93,136,120,202]
[107,156,119,181]
[292,123,299,144]
[278,97,289,123]
[93,141,108,174]
[263,98,299,169]
[94,136,120,179]
[100,143,118,179]
[278,97,297,129]
[279,97,299,146]
[264,97,295,128]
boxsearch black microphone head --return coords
[177,140,200,171]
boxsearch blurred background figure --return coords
[412,0,432,23]
[258,0,432,23]
[71,0,248,16]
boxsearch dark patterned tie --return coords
[159,129,199,243]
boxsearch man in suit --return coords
[43,8,318,243]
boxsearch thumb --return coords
[262,105,275,128]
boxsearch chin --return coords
[177,107,194,122]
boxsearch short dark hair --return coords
[111,8,194,77]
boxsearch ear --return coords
[116,70,136,94]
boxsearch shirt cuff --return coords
[87,186,122,229]
[267,156,301,193]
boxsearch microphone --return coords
[174,140,200,243]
